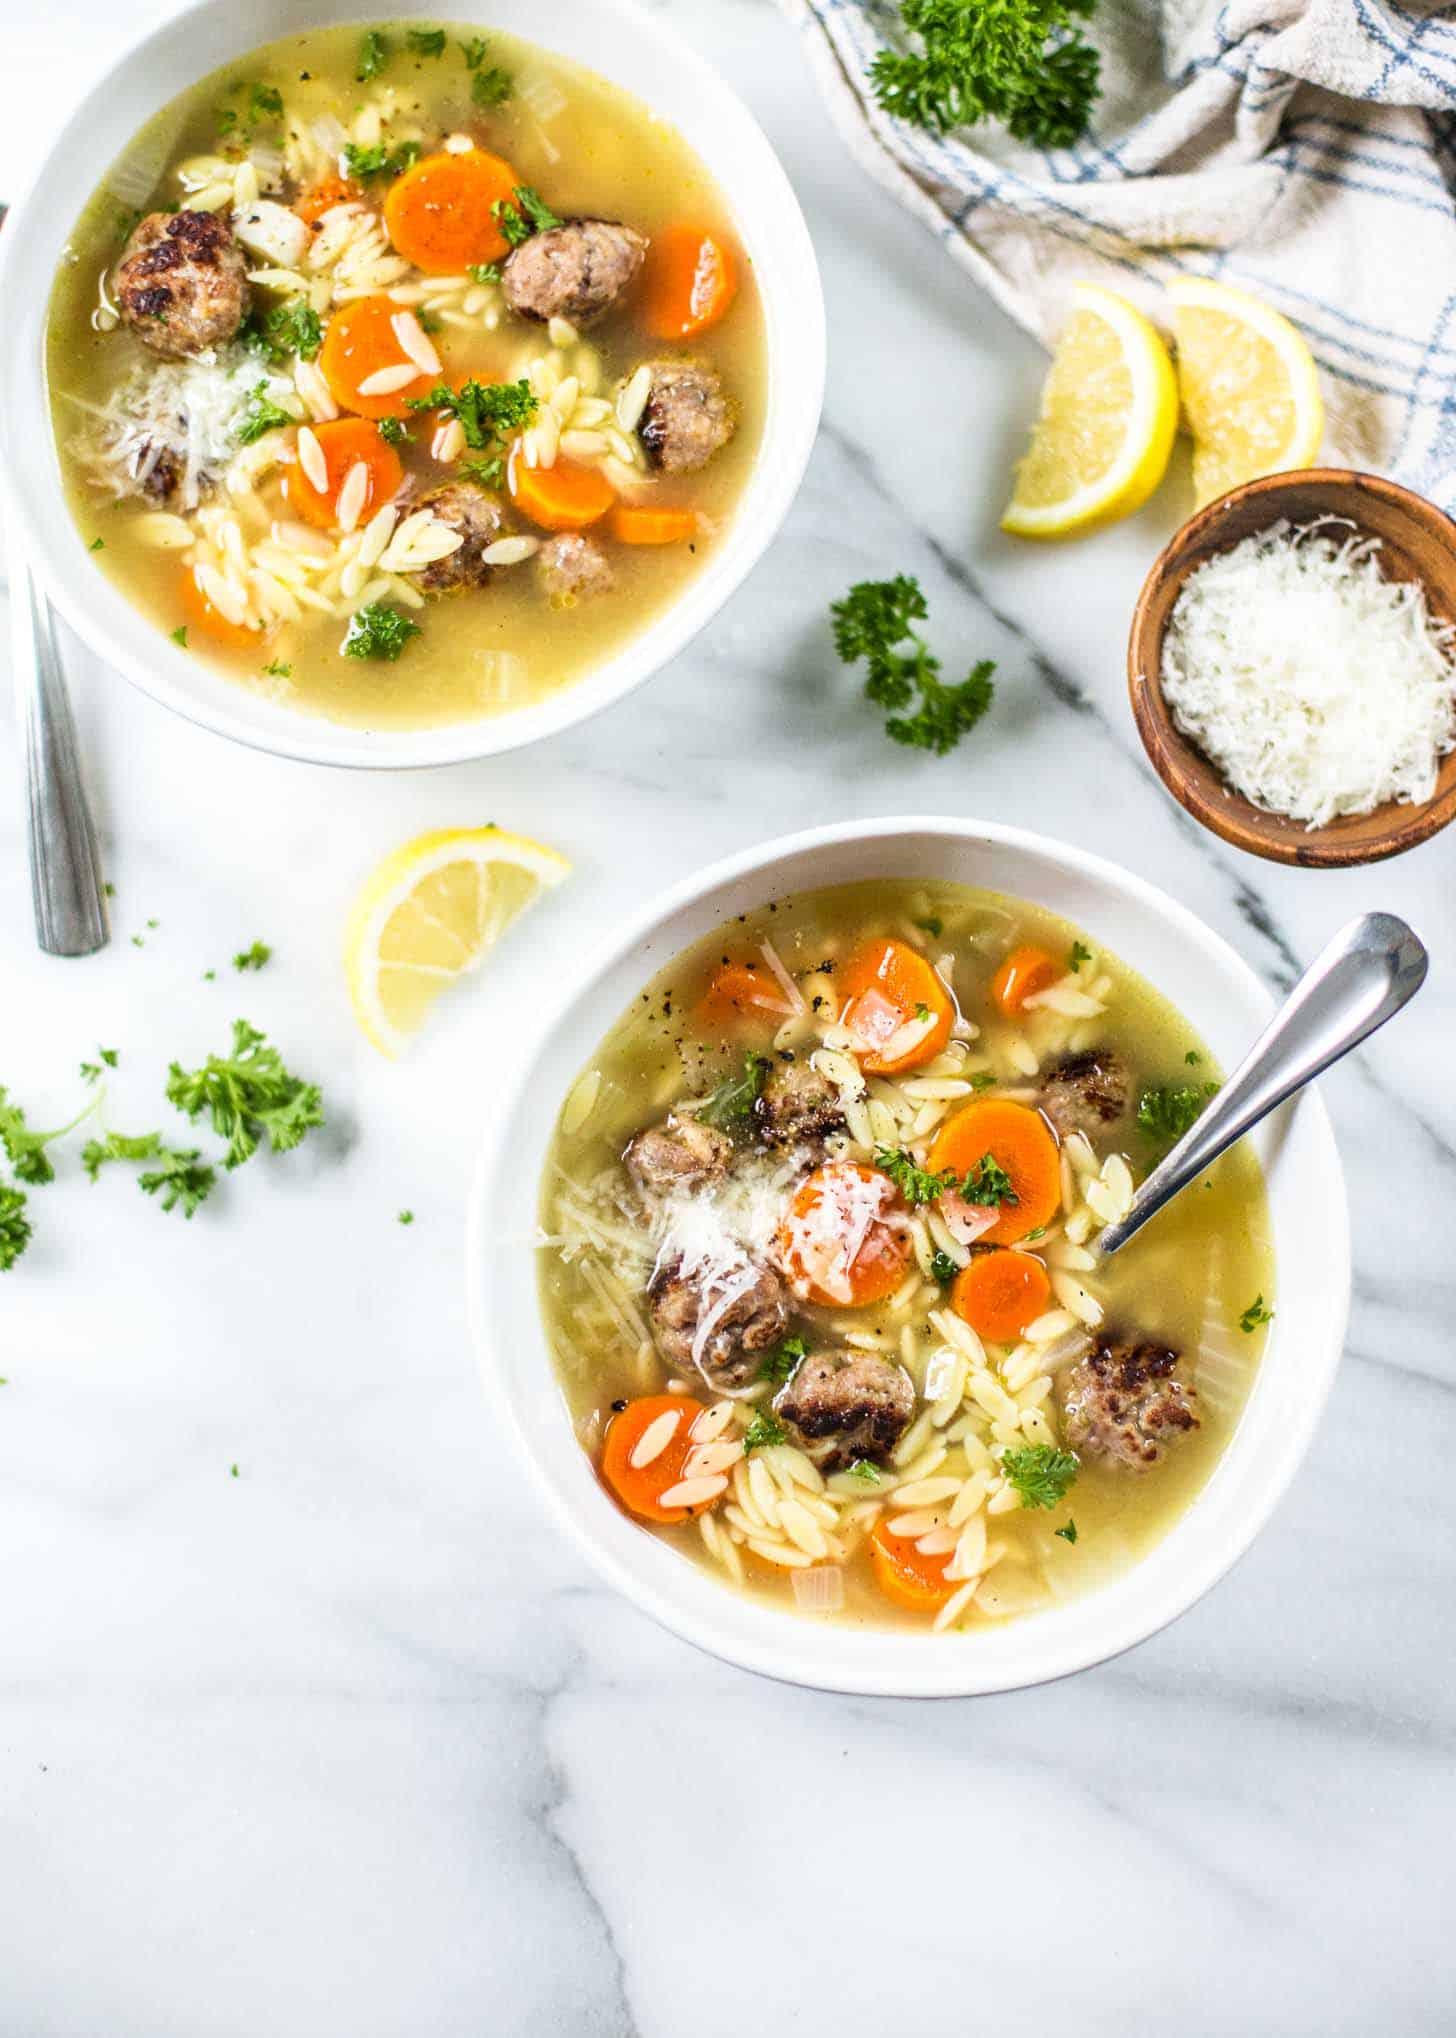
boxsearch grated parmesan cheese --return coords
[1159,520,1456,827]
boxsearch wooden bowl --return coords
[1128,469,1456,867]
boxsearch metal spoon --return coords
[1098,911,1427,1255]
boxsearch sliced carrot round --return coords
[600,1394,712,1524]
[870,1518,958,1615]
[383,149,522,274]
[318,295,437,418]
[178,568,260,648]
[510,454,614,531]
[991,944,1060,1016]
[642,225,738,340]
[295,173,361,225]
[950,1250,1051,1344]
[840,937,954,1076]
[928,1099,1061,1247]
[778,1160,912,1309]
[607,504,698,546]
[284,417,403,529]
[698,962,784,1028]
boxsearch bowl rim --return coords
[1127,467,1456,868]
[0,0,826,771]
[465,815,1351,1697]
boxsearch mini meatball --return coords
[538,532,614,605]
[774,1350,915,1473]
[502,218,647,325]
[638,359,735,473]
[137,442,183,503]
[1039,1049,1130,1143]
[623,1113,731,1195]
[412,482,502,593]
[647,1253,791,1392]
[115,209,250,358]
[754,1061,845,1156]
[1062,1337,1199,1468]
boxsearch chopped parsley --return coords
[397,1209,415,1226]
[376,416,411,446]
[1240,1294,1274,1334]
[468,261,503,286]
[0,1186,32,1272]
[462,36,513,104]
[459,455,505,491]
[165,1019,323,1171]
[89,536,105,552]
[914,915,943,938]
[406,26,446,57]
[235,382,295,445]
[968,1071,998,1092]
[929,1249,959,1284]
[171,626,188,647]
[830,573,995,756]
[1069,940,1092,972]
[342,138,421,180]
[848,1459,882,1484]
[79,1048,119,1085]
[356,28,390,81]
[869,0,1102,149]
[961,1152,1018,1206]
[232,941,272,973]
[81,1131,216,1218]
[406,378,536,483]
[874,1145,958,1206]
[246,299,322,364]
[698,1053,769,1134]
[0,1086,96,1186]
[1185,1050,1202,1066]
[1054,1518,1078,1544]
[262,659,292,679]
[743,1408,788,1454]
[758,1335,807,1387]
[490,184,563,248]
[1137,1081,1218,1148]
[1001,1443,1079,1509]
[342,602,422,662]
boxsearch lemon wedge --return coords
[1002,283,1178,539]
[345,825,570,1056]
[1169,276,1324,508]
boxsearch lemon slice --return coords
[1002,283,1178,539]
[1169,276,1324,508]
[345,826,570,1056]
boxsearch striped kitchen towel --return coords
[786,0,1456,506]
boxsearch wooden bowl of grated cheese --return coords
[1128,469,1456,866]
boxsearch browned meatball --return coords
[1062,1338,1199,1468]
[647,1253,790,1392]
[502,219,647,325]
[1039,1049,1130,1143]
[623,1113,731,1195]
[754,1061,845,1156]
[638,359,735,473]
[137,442,183,503]
[538,532,614,605]
[412,483,502,593]
[774,1350,915,1473]
[115,210,250,357]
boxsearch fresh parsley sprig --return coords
[831,574,995,756]
[961,1152,1017,1207]
[165,1020,323,1170]
[758,1335,808,1387]
[1136,1081,1218,1150]
[870,0,1102,149]
[342,603,422,662]
[490,185,563,249]
[1001,1442,1079,1509]
[697,1054,770,1134]
[743,1407,788,1454]
[873,1146,959,1206]
[0,1186,32,1271]
[235,382,295,446]
[82,1131,217,1219]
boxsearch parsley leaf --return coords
[929,1249,959,1284]
[232,941,272,973]
[758,1335,807,1387]
[342,138,421,180]
[870,0,1102,149]
[0,1185,32,1271]
[468,261,503,286]
[490,185,562,248]
[235,382,294,445]
[406,26,446,56]
[356,28,390,81]
[462,36,514,104]
[1137,1081,1218,1149]
[831,574,995,756]
[459,455,505,491]
[968,1071,999,1092]
[1240,1294,1274,1334]
[165,1019,323,1171]
[698,1053,769,1134]
[1054,1518,1078,1544]
[0,1086,96,1186]
[342,603,422,662]
[79,1048,119,1086]
[172,626,188,648]
[376,415,411,446]
[874,1145,958,1206]
[81,1131,216,1218]
[262,659,292,679]
[1069,940,1092,972]
[743,1408,788,1454]
[406,379,534,485]
[398,1209,415,1226]
[246,299,322,364]
[914,915,943,938]
[248,82,284,125]
[848,1459,882,1484]
[1002,1443,1079,1509]
[89,536,105,552]
[961,1152,1018,1206]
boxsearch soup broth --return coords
[46,22,765,728]
[539,880,1274,1635]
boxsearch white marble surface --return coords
[3,3,1455,2032]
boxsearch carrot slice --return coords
[295,173,361,225]
[601,1394,713,1524]
[383,149,522,274]
[642,224,738,340]
[991,944,1060,1016]
[778,1160,912,1309]
[951,1250,1051,1344]
[510,455,614,531]
[178,568,260,648]
[698,962,785,1027]
[318,295,437,418]
[870,1518,958,1615]
[607,504,698,546]
[284,417,403,529]
[927,1099,1061,1247]
[840,937,954,1076]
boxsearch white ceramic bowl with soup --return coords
[467,818,1350,1697]
[0,0,824,768]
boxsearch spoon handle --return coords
[8,536,109,957]
[1098,912,1427,1255]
